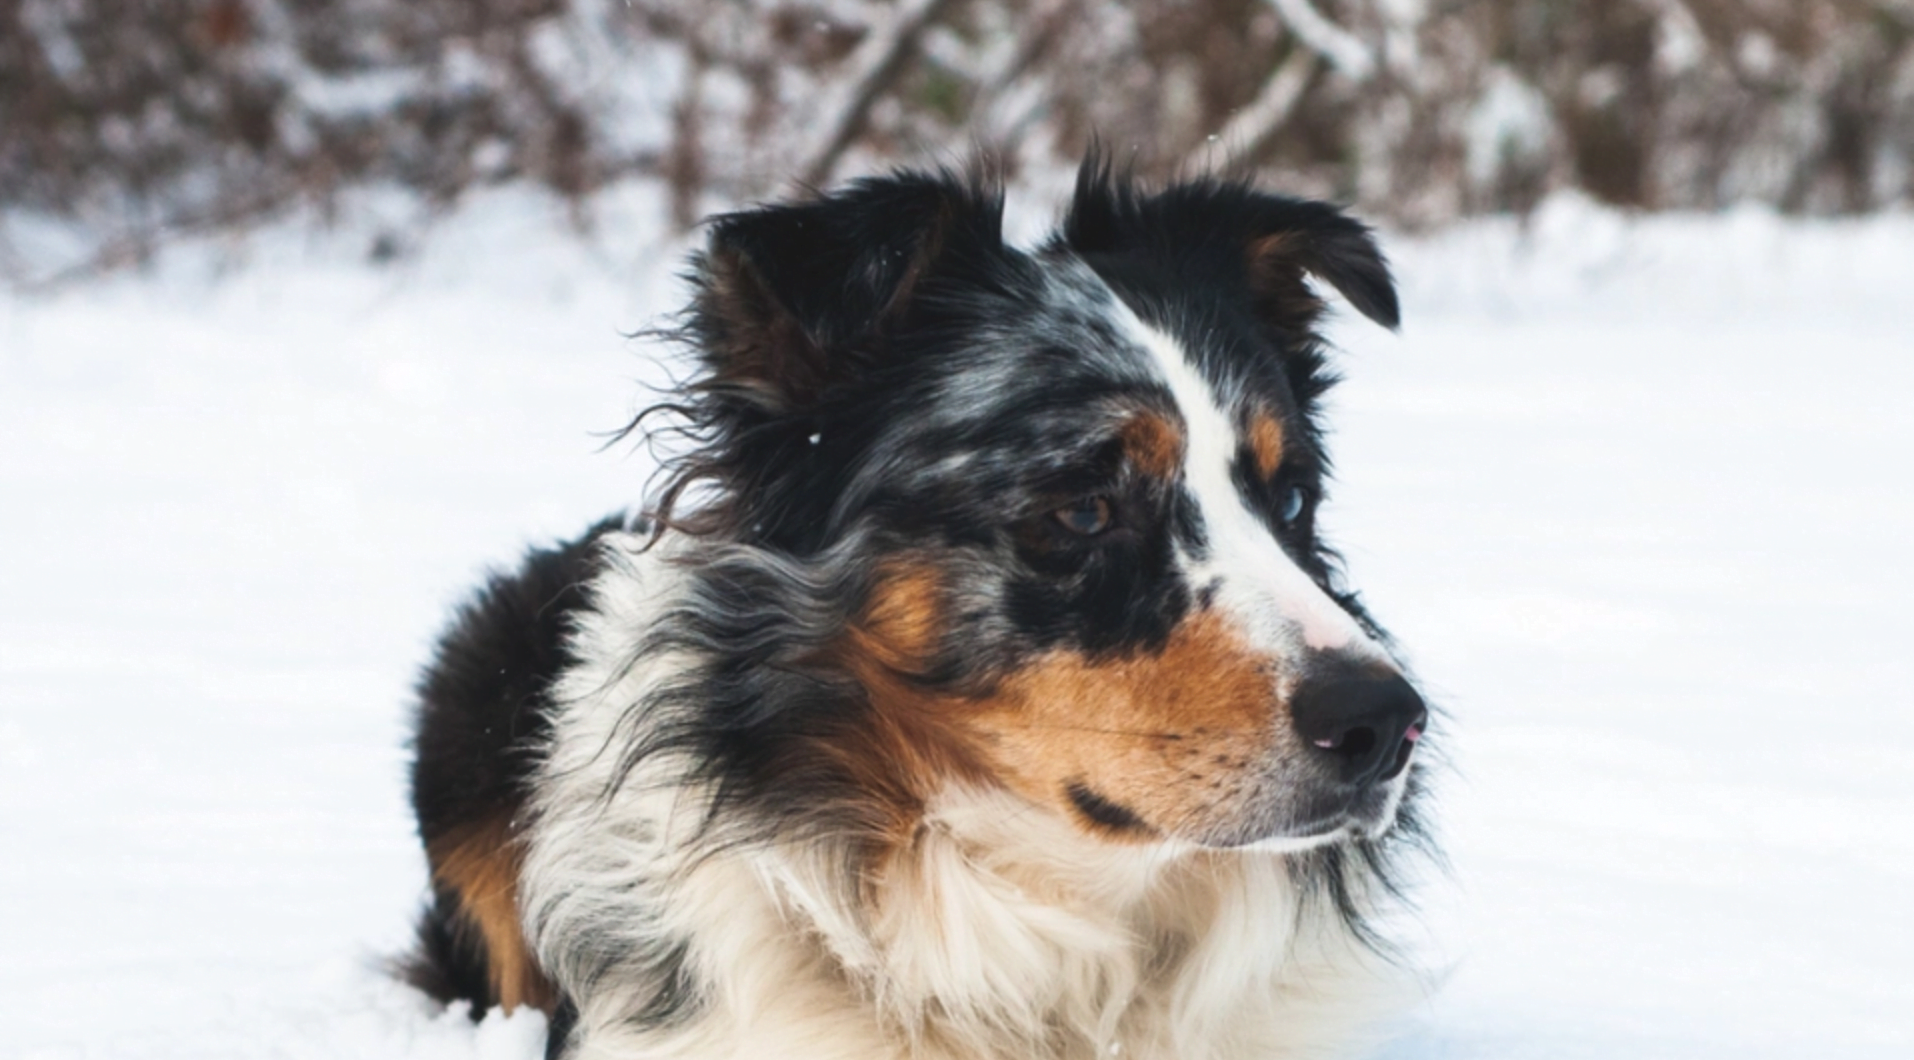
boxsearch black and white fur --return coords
[405,157,1435,1060]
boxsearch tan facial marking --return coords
[1248,411,1285,480]
[842,569,1297,846]
[1119,410,1185,479]
[855,561,945,672]
[965,609,1285,842]
[427,817,553,1013]
[832,563,988,841]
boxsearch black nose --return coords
[1290,662,1426,788]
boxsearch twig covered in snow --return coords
[797,0,960,188]
[1209,0,1374,169]
[972,0,1084,150]
[1213,48,1319,169]
[1265,0,1376,81]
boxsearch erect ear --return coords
[1061,158,1399,335]
[689,171,1004,411]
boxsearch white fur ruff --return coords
[519,533,1415,1060]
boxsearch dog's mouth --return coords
[1177,765,1417,851]
[1058,747,1420,850]
[1347,776,1413,841]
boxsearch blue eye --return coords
[1279,486,1308,525]
[1054,497,1114,536]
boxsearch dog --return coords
[403,156,1433,1060]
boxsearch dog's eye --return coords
[1279,485,1308,526]
[1053,497,1114,536]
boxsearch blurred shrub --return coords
[4,0,1910,280]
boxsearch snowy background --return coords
[4,180,1910,1058]
[8,1,1914,1056]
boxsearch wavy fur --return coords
[406,155,1436,1060]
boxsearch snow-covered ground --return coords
[2,187,1909,1059]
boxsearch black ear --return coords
[1061,158,1399,334]
[689,171,1004,411]
[1241,201,1399,333]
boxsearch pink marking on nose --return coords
[1403,725,1422,744]
[1312,737,1337,749]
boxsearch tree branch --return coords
[972,0,1083,149]
[1265,0,1376,81]
[797,0,960,188]
[1214,47,1319,169]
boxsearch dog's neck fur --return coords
[848,788,1345,1059]
[522,537,1404,1060]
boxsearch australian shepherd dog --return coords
[403,156,1434,1060]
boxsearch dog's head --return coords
[654,158,1421,852]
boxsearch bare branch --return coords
[1214,47,1319,169]
[977,0,1080,102]
[1265,0,1376,81]
[1209,1,1373,168]
[797,0,961,188]
[972,0,1084,149]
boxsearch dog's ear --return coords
[690,172,1003,412]
[1062,160,1399,336]
[1238,201,1398,333]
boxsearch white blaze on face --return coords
[1124,314,1385,663]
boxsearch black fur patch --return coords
[1066,781,1153,835]
[404,515,629,1015]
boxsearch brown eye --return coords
[1053,496,1113,536]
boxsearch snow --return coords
[3,186,1910,1058]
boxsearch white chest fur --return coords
[518,538,1407,1060]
